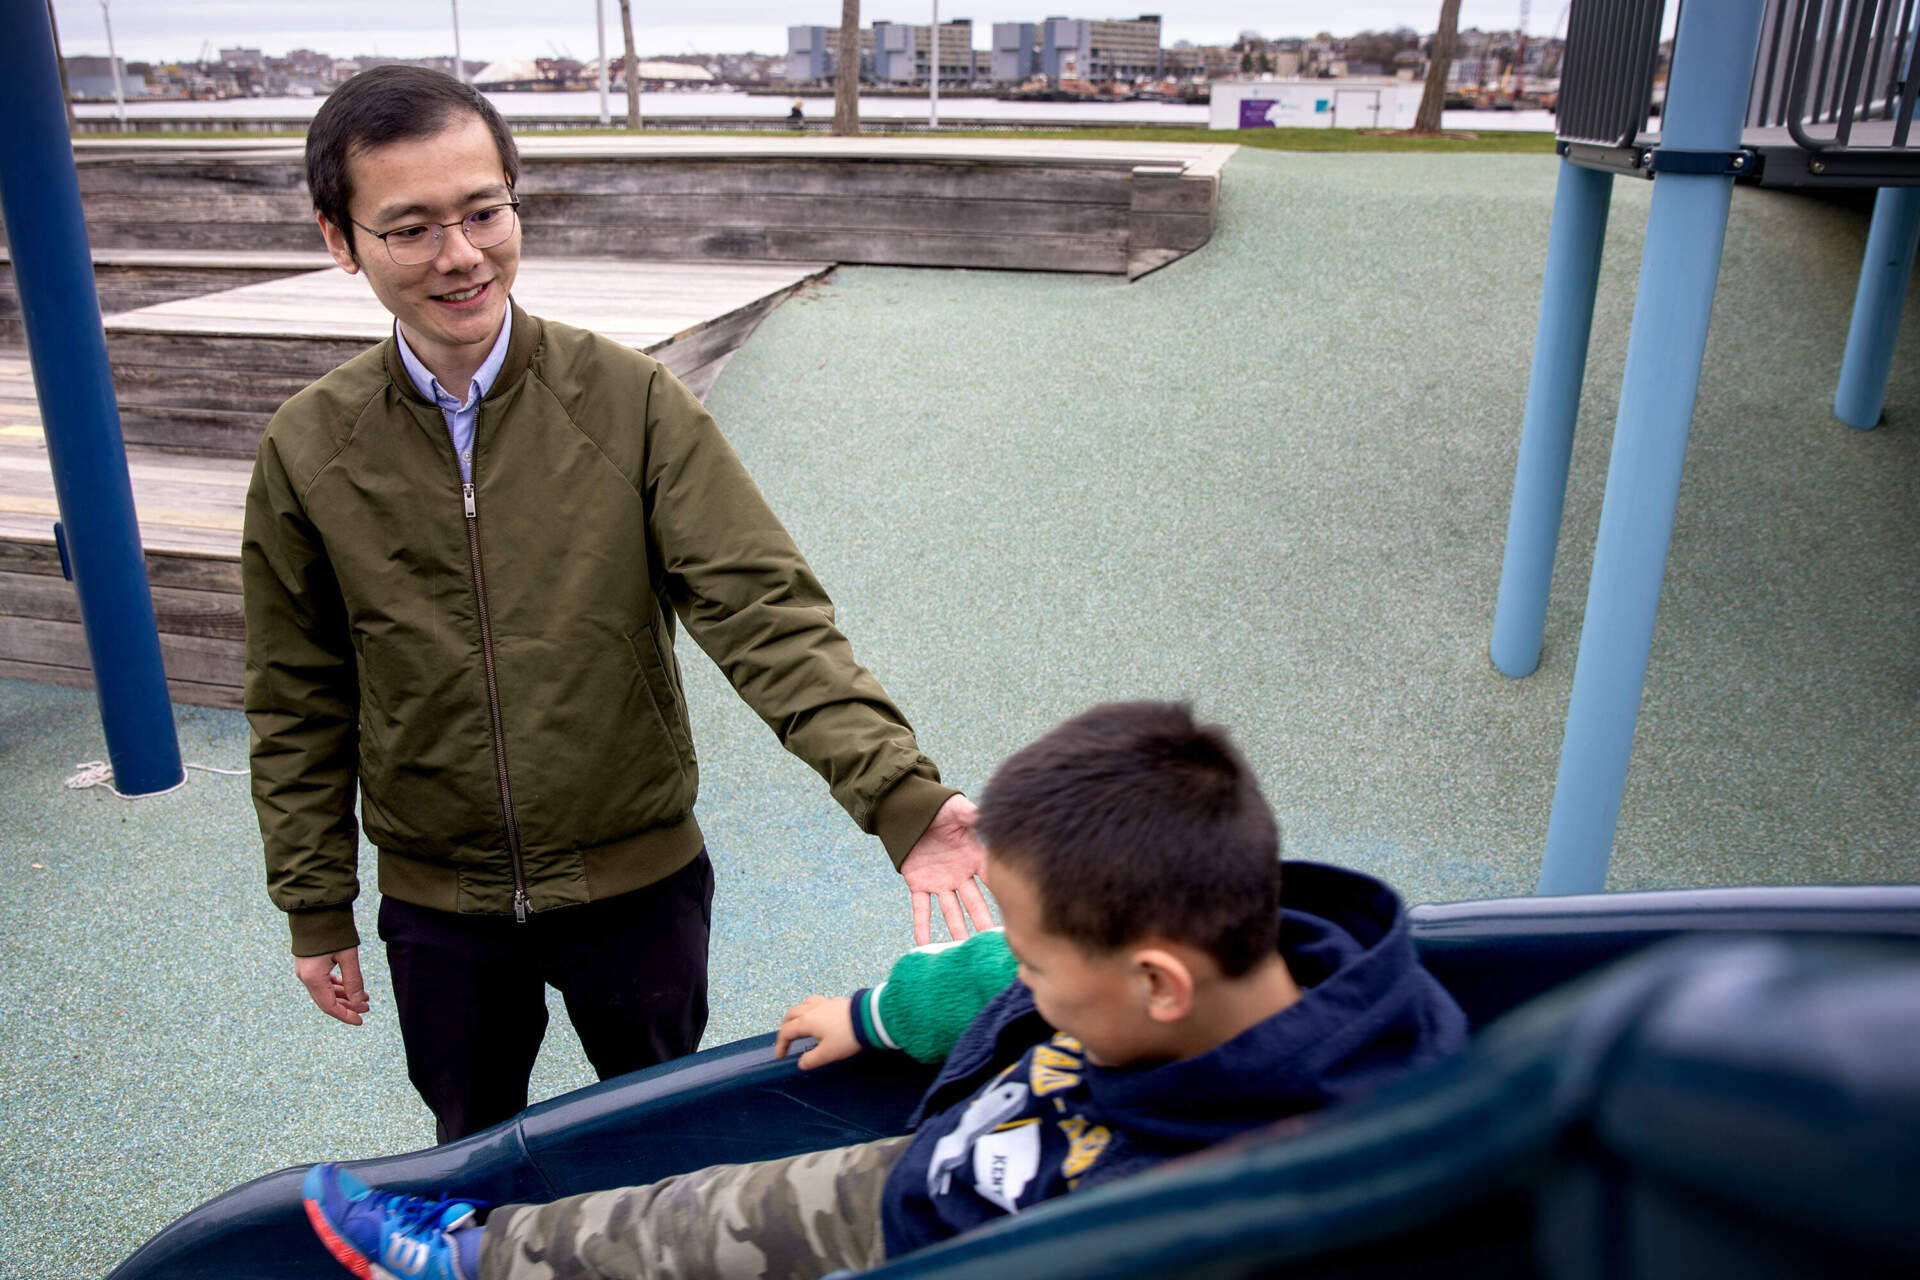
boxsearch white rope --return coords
[64,760,248,799]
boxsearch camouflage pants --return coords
[480,1135,913,1280]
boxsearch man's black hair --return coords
[977,701,1282,977]
[305,65,520,260]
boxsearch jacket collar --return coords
[382,299,541,405]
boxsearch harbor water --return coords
[72,89,1558,132]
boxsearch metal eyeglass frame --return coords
[350,199,521,265]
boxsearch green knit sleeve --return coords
[864,928,1018,1063]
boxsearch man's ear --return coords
[317,212,360,275]
[1132,947,1195,1024]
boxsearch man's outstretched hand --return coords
[899,794,993,946]
[295,947,370,1026]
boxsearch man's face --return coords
[318,113,520,376]
[988,853,1160,1068]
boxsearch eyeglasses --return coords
[352,200,521,266]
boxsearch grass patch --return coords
[911,126,1559,153]
[78,124,1558,154]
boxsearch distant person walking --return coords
[789,98,806,128]
[243,65,991,1145]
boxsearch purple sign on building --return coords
[1239,99,1278,128]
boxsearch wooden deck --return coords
[0,256,830,705]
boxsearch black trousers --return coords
[377,849,715,1144]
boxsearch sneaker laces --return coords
[376,1189,488,1241]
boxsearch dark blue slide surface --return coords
[110,885,1920,1280]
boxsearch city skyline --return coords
[50,1,1574,64]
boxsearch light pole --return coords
[928,0,939,128]
[98,0,125,131]
[595,0,611,125]
[450,0,465,83]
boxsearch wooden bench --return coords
[58,136,1231,280]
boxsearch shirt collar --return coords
[394,308,514,410]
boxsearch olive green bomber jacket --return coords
[244,303,956,956]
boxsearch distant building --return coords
[870,21,917,83]
[790,13,1161,88]
[284,48,332,76]
[991,22,1040,83]
[219,47,264,70]
[788,25,835,83]
[64,55,144,99]
[1042,15,1163,84]
[868,20,976,85]
[1165,43,1240,80]
[785,25,879,85]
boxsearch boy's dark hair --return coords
[978,701,1282,977]
[305,66,520,259]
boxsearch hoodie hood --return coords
[1083,860,1462,1150]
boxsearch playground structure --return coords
[1492,0,1919,894]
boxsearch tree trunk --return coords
[1414,0,1461,132]
[833,0,861,136]
[618,0,642,132]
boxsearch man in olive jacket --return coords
[243,67,990,1142]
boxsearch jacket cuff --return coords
[851,984,899,1051]
[850,986,879,1050]
[871,772,961,870]
[288,904,360,957]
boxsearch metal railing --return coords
[1747,0,1918,152]
[1555,0,1671,146]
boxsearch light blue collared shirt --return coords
[394,309,513,483]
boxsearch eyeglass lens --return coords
[388,205,517,265]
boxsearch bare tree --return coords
[618,0,641,132]
[834,0,860,136]
[1414,0,1461,132]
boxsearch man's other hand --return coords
[295,947,371,1026]
[900,794,993,946]
[774,994,859,1070]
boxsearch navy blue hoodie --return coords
[879,861,1467,1258]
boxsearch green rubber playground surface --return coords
[3,148,1915,1277]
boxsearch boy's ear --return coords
[318,212,361,275]
[1132,947,1195,1024]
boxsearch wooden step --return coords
[102,257,830,456]
[0,248,336,346]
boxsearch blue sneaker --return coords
[302,1162,483,1280]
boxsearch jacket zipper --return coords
[461,442,530,924]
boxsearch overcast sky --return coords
[52,2,1564,64]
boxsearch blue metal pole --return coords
[1492,157,1614,678]
[1833,186,1920,430]
[0,0,182,794]
[1537,0,1766,896]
